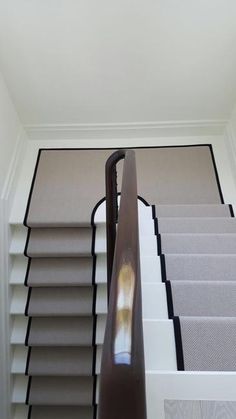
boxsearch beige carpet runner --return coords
[24,223,96,418]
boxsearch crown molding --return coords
[1,128,27,200]
[224,121,236,181]
[24,120,227,141]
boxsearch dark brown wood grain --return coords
[99,150,147,419]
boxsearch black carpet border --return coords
[157,233,162,255]
[229,204,235,217]
[24,258,32,286]
[160,254,167,282]
[23,149,42,227]
[165,281,174,319]
[173,316,185,371]
[25,346,32,376]
[208,144,224,204]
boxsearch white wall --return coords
[0,71,27,419]
[224,105,236,189]
[230,106,236,138]
[0,71,23,195]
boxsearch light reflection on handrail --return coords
[114,260,135,365]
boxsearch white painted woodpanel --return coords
[144,320,177,371]
[11,316,27,345]
[142,283,168,319]
[10,256,28,285]
[14,405,29,419]
[11,287,27,315]
[11,347,27,374]
[141,255,162,282]
[10,227,27,255]
[12,376,28,403]
[95,254,107,284]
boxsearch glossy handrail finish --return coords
[98,150,147,419]
[105,149,126,300]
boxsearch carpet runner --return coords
[22,147,232,418]
[24,224,96,419]
[155,204,236,371]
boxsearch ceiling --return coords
[0,0,236,127]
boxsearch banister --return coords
[105,149,126,300]
[98,150,147,419]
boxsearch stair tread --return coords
[12,345,103,375]
[25,227,93,258]
[27,317,94,346]
[27,347,93,376]
[155,204,232,218]
[179,316,236,371]
[27,257,94,287]
[157,217,236,234]
[163,254,236,282]
[11,284,107,316]
[11,315,106,345]
[169,281,236,317]
[27,287,93,316]
[160,233,236,254]
[28,376,94,405]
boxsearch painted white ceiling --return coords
[0,0,236,126]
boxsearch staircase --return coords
[8,147,236,419]
[10,197,163,419]
[154,203,236,375]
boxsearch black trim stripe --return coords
[160,254,167,282]
[27,405,32,419]
[229,204,235,217]
[93,404,98,419]
[154,218,158,235]
[25,347,32,375]
[209,144,224,204]
[91,197,106,227]
[25,376,32,404]
[157,234,162,255]
[165,281,174,318]
[92,344,97,378]
[151,204,156,219]
[37,144,225,152]
[24,258,32,286]
[24,228,31,257]
[92,285,97,317]
[25,287,32,316]
[92,375,97,406]
[137,195,150,206]
[24,149,42,227]
[92,314,97,348]
[173,316,185,371]
[25,317,32,346]
[91,225,96,256]
[92,255,97,286]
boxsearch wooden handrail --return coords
[98,150,147,419]
[105,149,126,301]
